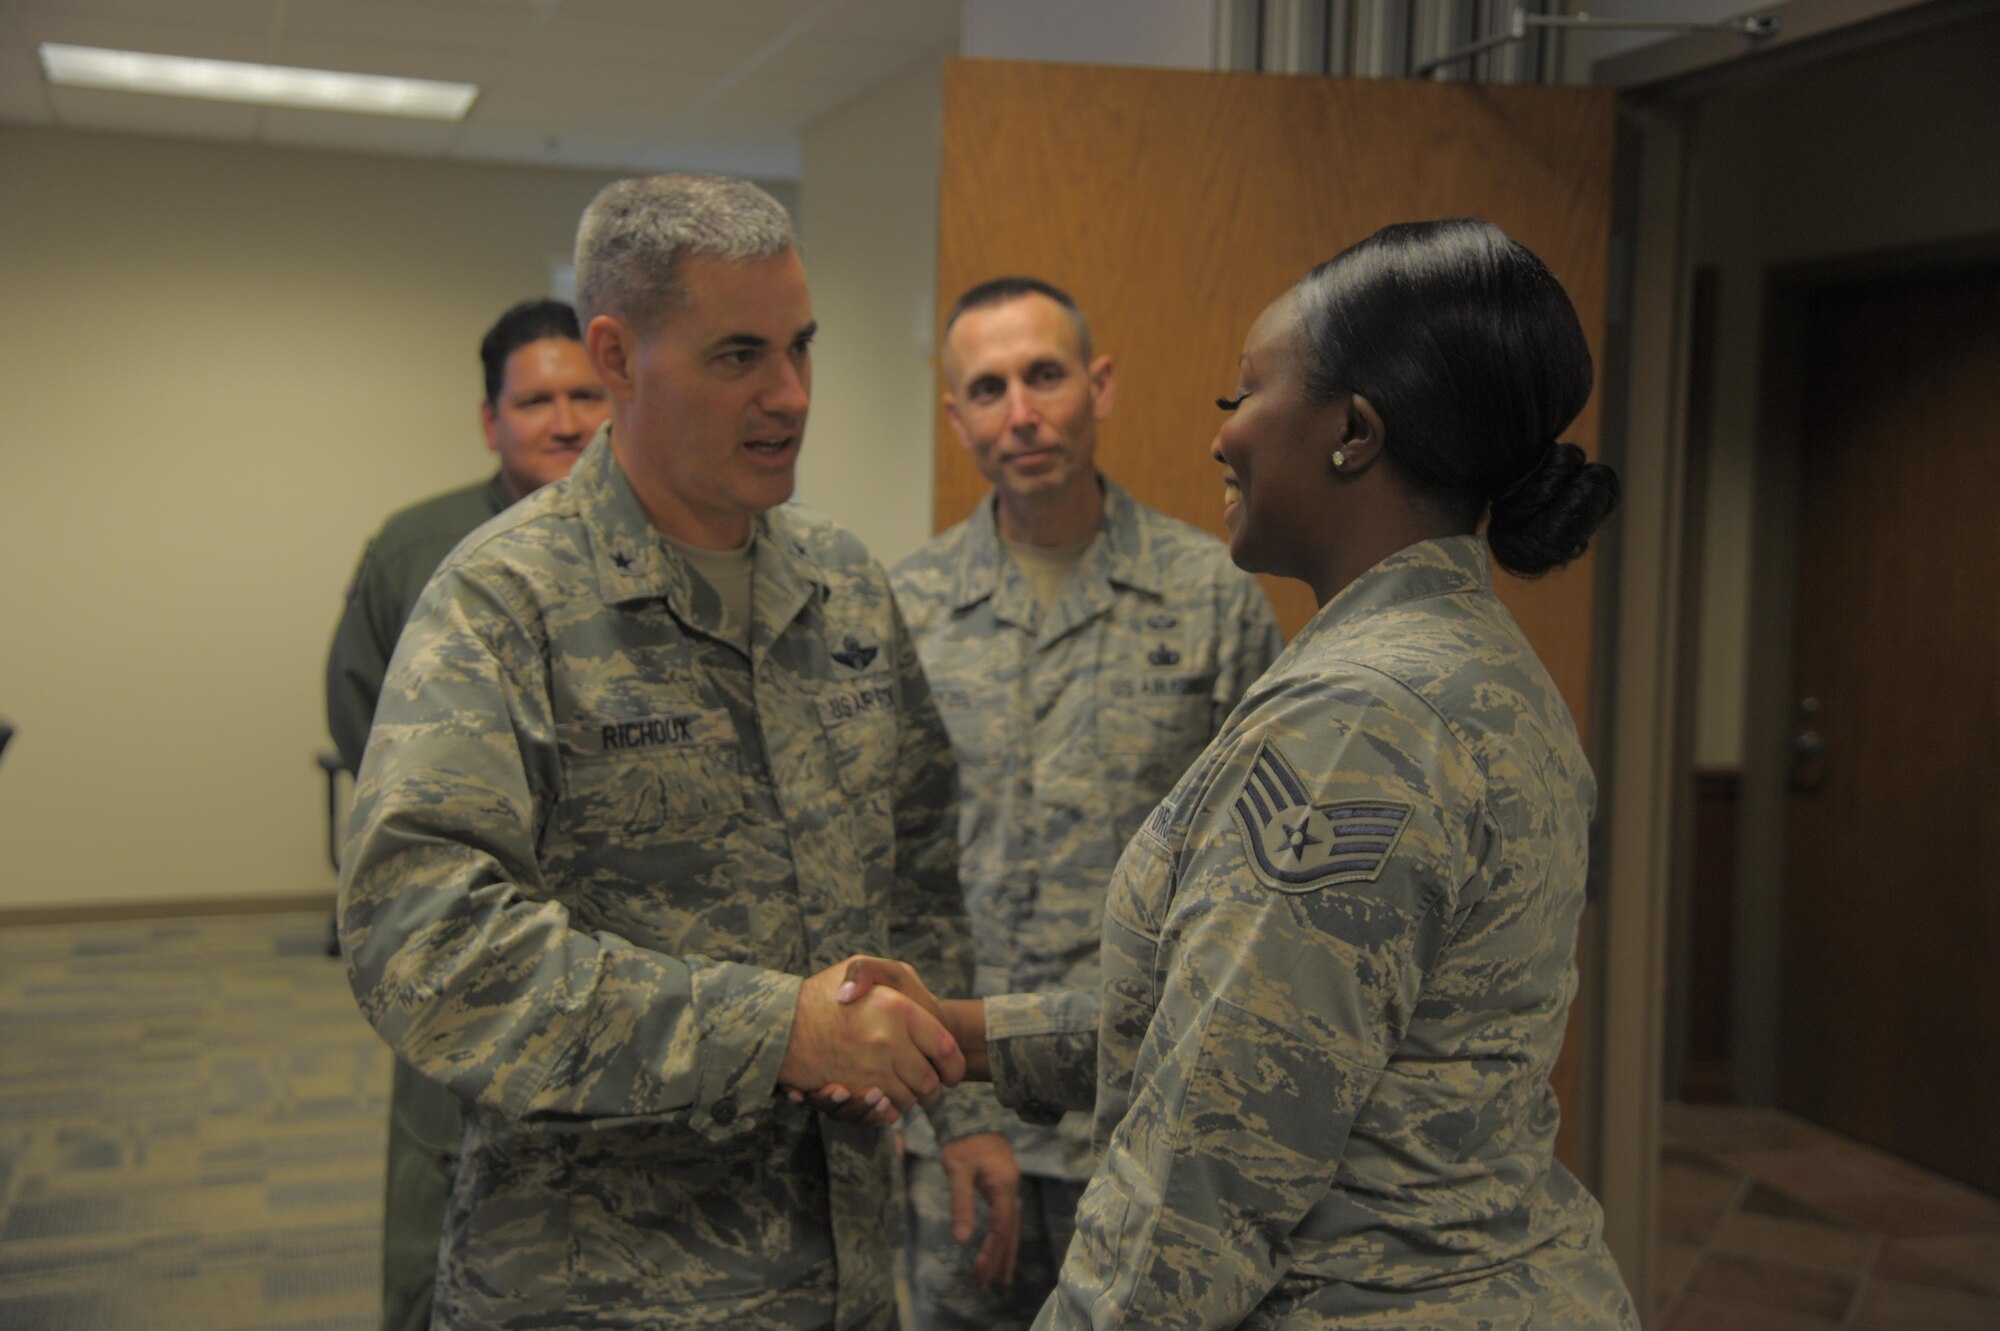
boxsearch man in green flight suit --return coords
[325,297,611,1331]
[338,173,988,1330]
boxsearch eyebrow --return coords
[708,321,818,355]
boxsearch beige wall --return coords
[796,52,947,568]
[1685,11,2000,766]
[0,126,772,909]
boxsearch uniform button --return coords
[711,1097,738,1125]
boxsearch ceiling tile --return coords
[533,12,772,72]
[259,102,461,154]
[0,42,57,121]
[4,9,274,61]
[687,73,868,122]
[47,81,261,139]
[3,0,913,177]
[476,59,713,110]
[809,0,959,47]
[754,31,927,85]
[281,0,544,52]
[560,0,822,33]
[264,33,502,82]
[3,0,276,33]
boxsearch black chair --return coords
[318,752,349,956]
[316,751,347,873]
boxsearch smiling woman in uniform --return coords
[835,217,1639,1328]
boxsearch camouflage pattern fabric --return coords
[891,480,1278,1326]
[904,1158,1085,1331]
[984,537,1638,1328]
[338,433,976,1331]
[327,471,513,1331]
[889,478,1279,1178]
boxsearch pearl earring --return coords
[1331,449,1348,469]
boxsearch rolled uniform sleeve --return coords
[985,988,1100,1126]
[1039,675,1484,1330]
[340,565,800,1137]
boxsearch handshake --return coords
[777,956,987,1128]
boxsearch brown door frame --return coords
[1593,99,1694,1312]
[1733,230,2000,1107]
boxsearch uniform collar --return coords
[480,470,515,517]
[1289,535,1493,653]
[944,474,1165,623]
[573,427,824,643]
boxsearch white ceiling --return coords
[0,0,962,178]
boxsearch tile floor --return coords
[3,912,1997,1329]
[0,913,387,1330]
[1658,1104,2000,1330]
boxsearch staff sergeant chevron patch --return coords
[1231,740,1412,893]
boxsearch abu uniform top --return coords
[889,476,1279,1180]
[984,537,1638,1329]
[339,433,982,1331]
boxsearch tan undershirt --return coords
[1002,533,1095,615]
[664,530,755,654]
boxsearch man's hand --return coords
[779,957,966,1114]
[837,956,991,1082]
[941,1132,1021,1291]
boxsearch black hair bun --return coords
[1487,442,1620,578]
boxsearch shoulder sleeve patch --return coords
[1230,740,1412,894]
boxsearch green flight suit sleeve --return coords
[339,564,800,1138]
[1037,675,1483,1330]
[325,539,407,775]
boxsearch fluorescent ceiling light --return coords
[38,43,478,121]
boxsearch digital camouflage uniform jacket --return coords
[339,436,979,1331]
[889,479,1280,1180]
[983,537,1638,1329]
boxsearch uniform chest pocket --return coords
[556,738,743,837]
[815,676,900,799]
[1097,673,1215,757]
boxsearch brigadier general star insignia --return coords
[830,635,878,670]
[1231,739,1411,893]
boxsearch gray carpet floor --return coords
[0,912,386,1331]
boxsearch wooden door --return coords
[1779,264,2000,1191]
[938,59,1617,1165]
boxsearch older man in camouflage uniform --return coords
[889,278,1280,1328]
[339,174,985,1331]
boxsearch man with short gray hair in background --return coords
[890,276,1282,1329]
[339,173,988,1330]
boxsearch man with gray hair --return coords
[340,173,988,1330]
